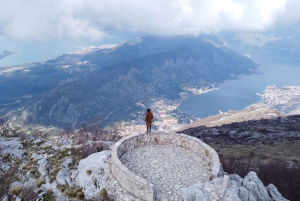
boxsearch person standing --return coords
[145,108,153,132]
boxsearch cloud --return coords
[0,50,15,60]
[275,0,300,26]
[0,0,298,42]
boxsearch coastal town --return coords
[250,85,300,115]
[106,98,200,136]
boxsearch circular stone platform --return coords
[109,131,220,201]
[121,144,210,200]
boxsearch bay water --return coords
[178,46,300,118]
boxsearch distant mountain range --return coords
[220,23,300,52]
[0,35,258,128]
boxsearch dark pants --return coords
[147,126,151,131]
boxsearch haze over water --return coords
[178,45,300,118]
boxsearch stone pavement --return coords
[120,144,211,201]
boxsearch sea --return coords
[178,44,300,118]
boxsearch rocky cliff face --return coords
[1,35,258,128]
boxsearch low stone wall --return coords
[110,131,220,201]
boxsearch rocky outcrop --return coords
[56,157,74,186]
[0,138,24,158]
[56,168,73,186]
[74,151,111,200]
[0,157,10,171]
[242,172,271,201]
[266,184,289,201]
[182,172,288,201]
[238,186,256,201]
[182,183,209,201]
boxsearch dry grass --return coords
[36,177,46,188]
[57,184,84,199]
[86,170,92,175]
[49,167,60,176]
[43,190,56,201]
[42,144,52,150]
[99,189,113,201]
[19,184,38,200]
[10,185,23,195]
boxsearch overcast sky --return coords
[1,0,300,65]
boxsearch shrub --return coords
[50,175,56,182]
[60,186,66,193]
[2,153,10,160]
[36,177,46,188]
[57,149,70,159]
[99,189,107,197]
[73,186,81,193]
[43,190,55,201]
[0,166,17,197]
[57,185,83,199]
[57,184,66,192]
[77,137,87,145]
[30,168,41,179]
[10,185,23,195]
[257,162,300,201]
[64,186,83,198]
[249,151,255,158]
[19,184,37,200]
[63,187,75,197]
[42,145,52,150]
[220,156,251,178]
[99,189,112,201]
[37,189,43,194]
[76,191,85,199]
[49,167,60,176]
[71,145,97,161]
[22,164,28,170]
[17,131,26,140]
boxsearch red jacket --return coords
[145,111,153,126]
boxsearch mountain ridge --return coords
[0,35,258,128]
